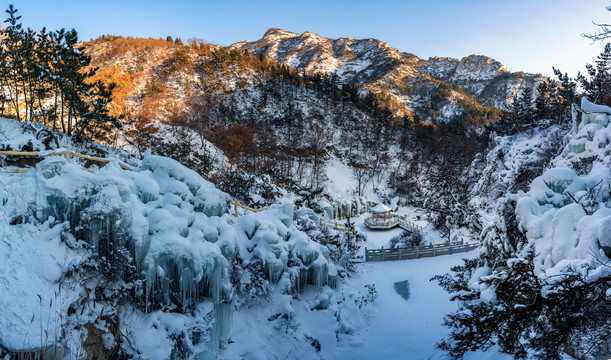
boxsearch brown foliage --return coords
[87,64,135,117]
[207,124,254,165]
[124,108,159,158]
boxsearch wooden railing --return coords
[230,200,269,217]
[0,147,133,172]
[365,241,478,262]
[319,218,356,234]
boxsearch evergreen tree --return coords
[579,42,611,106]
[2,4,25,120]
[0,6,122,143]
[552,67,579,119]
[534,80,554,120]
[511,86,534,125]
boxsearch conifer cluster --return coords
[0,5,120,143]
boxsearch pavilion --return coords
[364,203,400,230]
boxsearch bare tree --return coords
[583,5,611,42]
[348,157,370,196]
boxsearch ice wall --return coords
[236,204,338,291]
[0,151,337,357]
[317,196,370,219]
[483,97,611,275]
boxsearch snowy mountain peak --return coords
[262,27,299,40]
[457,55,507,78]
[231,29,545,113]
[418,54,507,83]
[418,54,543,109]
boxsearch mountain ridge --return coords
[231,27,545,111]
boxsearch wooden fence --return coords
[0,147,133,172]
[230,200,269,217]
[319,218,356,234]
[365,241,478,262]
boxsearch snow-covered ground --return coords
[223,213,509,360]
[8,100,608,359]
[223,253,513,360]
[337,253,509,360]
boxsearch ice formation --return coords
[317,196,370,219]
[469,124,568,210]
[0,143,337,357]
[483,97,611,277]
[236,204,338,290]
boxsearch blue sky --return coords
[5,0,610,77]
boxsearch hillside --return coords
[416,55,544,109]
[83,29,540,128]
[434,97,611,359]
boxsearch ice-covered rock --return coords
[329,196,370,219]
[0,150,337,357]
[482,98,611,274]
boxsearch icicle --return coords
[214,302,232,350]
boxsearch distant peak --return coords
[427,56,459,62]
[262,27,297,39]
[301,31,318,37]
[460,54,506,72]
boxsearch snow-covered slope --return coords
[444,98,611,359]
[482,99,611,268]
[0,119,341,358]
[469,124,569,212]
[231,28,544,112]
[231,27,403,85]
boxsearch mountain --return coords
[78,31,548,216]
[230,27,405,85]
[416,55,544,109]
[230,28,545,112]
[80,29,546,130]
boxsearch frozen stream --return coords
[324,217,511,360]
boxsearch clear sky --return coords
[4,0,610,78]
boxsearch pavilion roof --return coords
[371,203,392,213]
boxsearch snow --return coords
[4,105,591,359]
[221,210,498,359]
[0,174,86,351]
[468,99,611,359]
[120,302,218,360]
[0,141,339,356]
[505,99,611,274]
[223,248,510,360]
[335,254,504,360]
[581,96,611,114]
[469,124,568,212]
[371,203,392,213]
[325,157,358,198]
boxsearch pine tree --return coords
[2,4,24,120]
[0,6,122,142]
[534,80,553,120]
[511,86,534,126]
[579,43,611,106]
[552,67,579,119]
